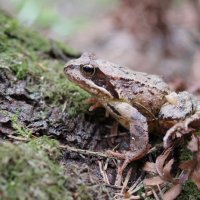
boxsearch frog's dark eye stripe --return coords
[80,64,95,77]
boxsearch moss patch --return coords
[0,12,90,116]
[0,137,92,200]
[0,11,95,200]
[177,181,200,200]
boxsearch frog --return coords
[64,52,200,185]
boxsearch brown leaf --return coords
[155,148,172,177]
[143,162,157,173]
[187,134,199,152]
[191,167,200,189]
[143,176,164,186]
[179,152,200,185]
[163,184,182,200]
[163,159,174,181]
[179,160,194,170]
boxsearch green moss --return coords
[179,142,193,162]
[0,12,89,116]
[177,181,200,200]
[0,110,32,138]
[175,139,200,199]
[28,136,61,160]
[0,137,92,200]
[0,141,70,200]
[0,11,97,200]
[39,59,91,116]
[11,113,32,138]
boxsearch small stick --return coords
[128,173,144,194]
[60,142,162,161]
[60,144,114,159]
[36,63,48,72]
[129,190,153,200]
[7,134,30,142]
[98,161,110,184]
[151,187,160,200]
[121,168,133,194]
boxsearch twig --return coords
[128,173,144,194]
[60,144,114,159]
[60,142,163,161]
[121,168,133,194]
[7,134,30,142]
[102,183,122,190]
[129,190,153,200]
[36,63,48,72]
[103,132,127,138]
[152,187,160,200]
[98,161,110,185]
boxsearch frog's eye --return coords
[81,64,95,77]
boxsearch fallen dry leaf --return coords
[163,159,174,182]
[143,162,157,173]
[187,134,199,152]
[191,168,200,189]
[179,151,200,188]
[163,184,182,200]
[155,147,172,177]
[179,160,194,171]
[143,176,164,186]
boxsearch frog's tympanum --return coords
[64,53,200,185]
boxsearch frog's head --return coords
[64,52,119,101]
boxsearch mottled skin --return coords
[64,53,200,185]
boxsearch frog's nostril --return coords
[64,67,68,73]
[64,64,74,72]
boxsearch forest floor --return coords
[0,10,200,200]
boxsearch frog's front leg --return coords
[106,102,149,186]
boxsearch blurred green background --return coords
[1,0,200,85]
[0,0,118,40]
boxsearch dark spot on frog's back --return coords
[147,76,151,80]
[124,71,129,75]
[153,79,162,85]
[135,125,145,136]
[148,89,155,95]
[149,101,153,107]
[139,83,145,87]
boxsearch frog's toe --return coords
[84,98,102,111]
[106,150,126,160]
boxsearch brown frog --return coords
[64,53,200,185]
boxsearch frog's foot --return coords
[163,113,200,148]
[107,149,148,186]
[85,98,102,111]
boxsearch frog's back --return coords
[96,59,170,93]
[98,60,171,115]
